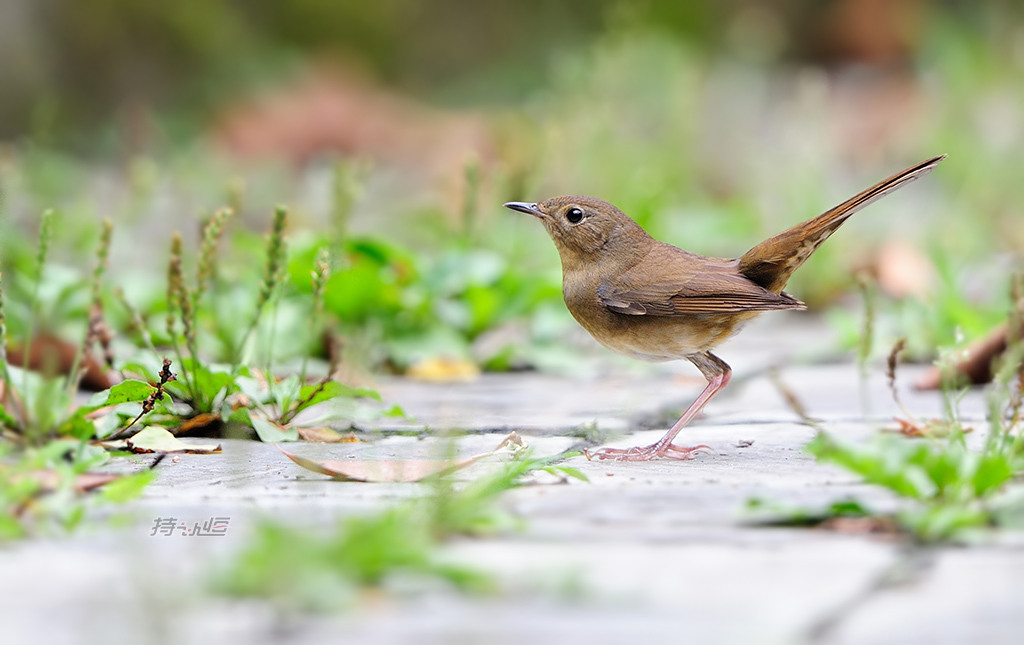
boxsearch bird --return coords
[504,155,946,461]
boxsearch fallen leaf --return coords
[915,323,1013,390]
[16,470,121,493]
[7,333,114,391]
[818,515,902,536]
[888,417,972,437]
[280,431,524,482]
[296,427,360,443]
[178,412,222,433]
[406,356,480,382]
[125,427,222,454]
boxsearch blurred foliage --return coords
[2,1,1019,146]
[0,0,1023,371]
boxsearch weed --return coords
[753,313,1024,543]
[0,439,154,539]
[215,448,585,609]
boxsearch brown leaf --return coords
[888,417,972,437]
[915,323,1010,390]
[280,431,524,482]
[16,470,120,494]
[406,356,480,383]
[818,515,902,536]
[296,427,360,443]
[7,333,114,391]
[177,413,222,433]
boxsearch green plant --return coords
[215,449,585,609]
[0,213,155,443]
[0,438,154,539]
[116,204,380,441]
[753,327,1024,542]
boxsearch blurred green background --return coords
[1,0,1022,373]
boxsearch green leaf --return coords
[100,470,156,503]
[545,465,589,482]
[0,514,26,539]
[234,375,268,404]
[0,404,19,431]
[275,374,302,410]
[191,365,237,401]
[85,380,156,410]
[972,453,1013,497]
[61,409,98,441]
[251,415,299,443]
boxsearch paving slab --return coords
[1,315,1022,645]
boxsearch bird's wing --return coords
[598,246,806,316]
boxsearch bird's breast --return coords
[562,273,758,362]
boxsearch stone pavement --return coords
[2,314,1021,645]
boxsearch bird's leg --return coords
[585,352,731,461]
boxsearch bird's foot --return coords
[584,442,713,462]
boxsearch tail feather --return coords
[739,155,946,293]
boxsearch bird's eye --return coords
[566,207,584,224]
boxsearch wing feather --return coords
[598,245,806,316]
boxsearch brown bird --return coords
[505,155,945,461]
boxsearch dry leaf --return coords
[16,471,120,493]
[177,413,222,433]
[818,515,901,536]
[406,356,480,382]
[280,431,524,482]
[888,417,971,437]
[296,427,360,443]
[125,427,222,454]
[915,323,1010,390]
[7,333,114,391]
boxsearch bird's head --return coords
[503,196,649,270]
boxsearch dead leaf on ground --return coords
[406,356,480,382]
[818,515,902,536]
[14,470,121,493]
[121,427,222,454]
[887,417,972,437]
[280,431,524,483]
[296,427,360,443]
[177,413,222,434]
[7,333,114,391]
[914,323,1016,390]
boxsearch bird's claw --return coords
[584,443,713,462]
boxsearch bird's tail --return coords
[738,155,946,293]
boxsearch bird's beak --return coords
[503,201,545,218]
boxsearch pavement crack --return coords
[802,545,936,644]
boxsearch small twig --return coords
[105,358,176,441]
[886,337,917,422]
[768,367,819,426]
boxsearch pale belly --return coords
[571,307,762,363]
